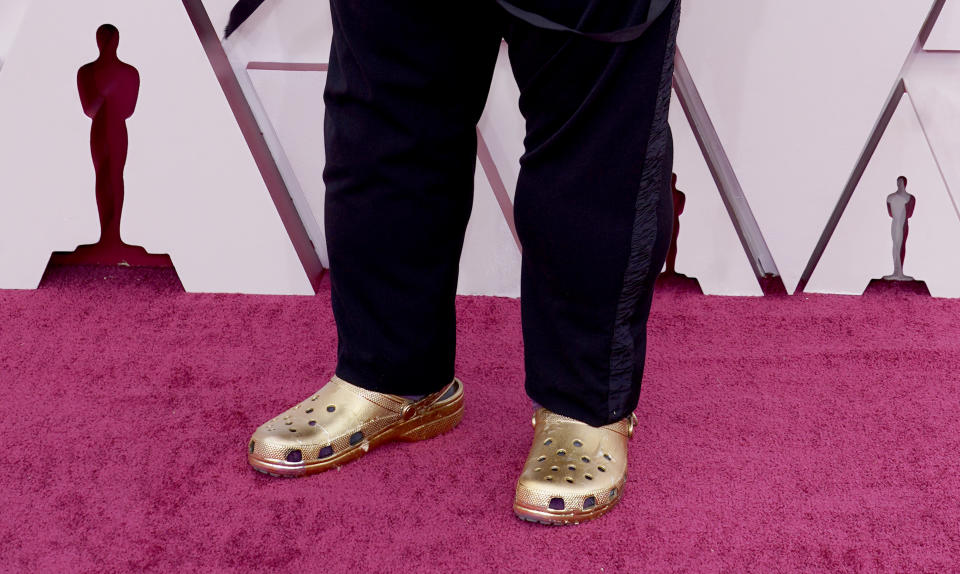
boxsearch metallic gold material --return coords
[514,407,636,525]
[248,375,463,477]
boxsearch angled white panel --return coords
[248,68,328,266]
[906,51,960,213]
[199,0,234,41]
[248,67,521,296]
[669,91,763,296]
[0,0,313,294]
[925,0,960,51]
[679,1,932,293]
[459,159,522,297]
[478,43,524,203]
[807,94,960,298]
[215,0,333,65]
[0,0,30,68]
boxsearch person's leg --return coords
[506,0,680,428]
[248,2,503,478]
[323,0,503,396]
[507,0,680,524]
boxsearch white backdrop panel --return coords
[198,0,813,297]
[925,0,960,51]
[0,0,313,294]
[0,0,30,67]
[11,1,949,296]
[478,43,524,204]
[679,1,932,293]
[248,67,329,267]
[249,65,525,296]
[806,94,960,297]
[209,0,333,64]
[669,91,763,296]
[906,50,960,214]
[460,160,522,297]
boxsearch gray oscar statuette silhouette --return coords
[882,175,916,281]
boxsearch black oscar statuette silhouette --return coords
[664,173,685,276]
[51,24,171,267]
[79,24,138,247]
[657,174,701,292]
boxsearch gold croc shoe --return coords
[514,408,636,525]
[248,375,464,477]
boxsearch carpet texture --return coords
[1,266,959,573]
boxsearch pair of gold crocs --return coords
[248,376,634,525]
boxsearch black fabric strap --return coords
[225,0,267,38]
[496,0,673,43]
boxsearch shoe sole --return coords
[513,492,623,526]
[248,388,464,477]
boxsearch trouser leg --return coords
[323,1,503,395]
[506,0,681,426]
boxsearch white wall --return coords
[212,0,776,297]
[0,0,314,293]
[6,1,960,296]
[0,0,30,68]
[806,93,960,297]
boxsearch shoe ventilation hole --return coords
[581,456,590,463]
[545,476,554,481]
[286,450,302,463]
[573,440,583,448]
[327,405,336,413]
[308,420,317,426]
[534,468,542,473]
[306,408,314,414]
[289,428,297,433]
[565,477,574,484]
[598,465,606,472]
[317,445,334,459]
[567,465,576,471]
[609,488,618,499]
[285,421,293,426]
[311,396,318,401]
[556,449,566,457]
[583,496,596,510]
[549,498,565,511]
[551,466,560,472]
[248,441,255,453]
[537,456,547,462]
[585,474,593,480]
[349,431,365,446]
[544,439,553,446]
[603,453,612,461]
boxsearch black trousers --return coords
[323,0,680,427]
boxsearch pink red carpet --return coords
[1,266,958,572]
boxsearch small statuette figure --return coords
[53,24,169,267]
[77,23,140,247]
[664,173,686,276]
[883,175,916,282]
